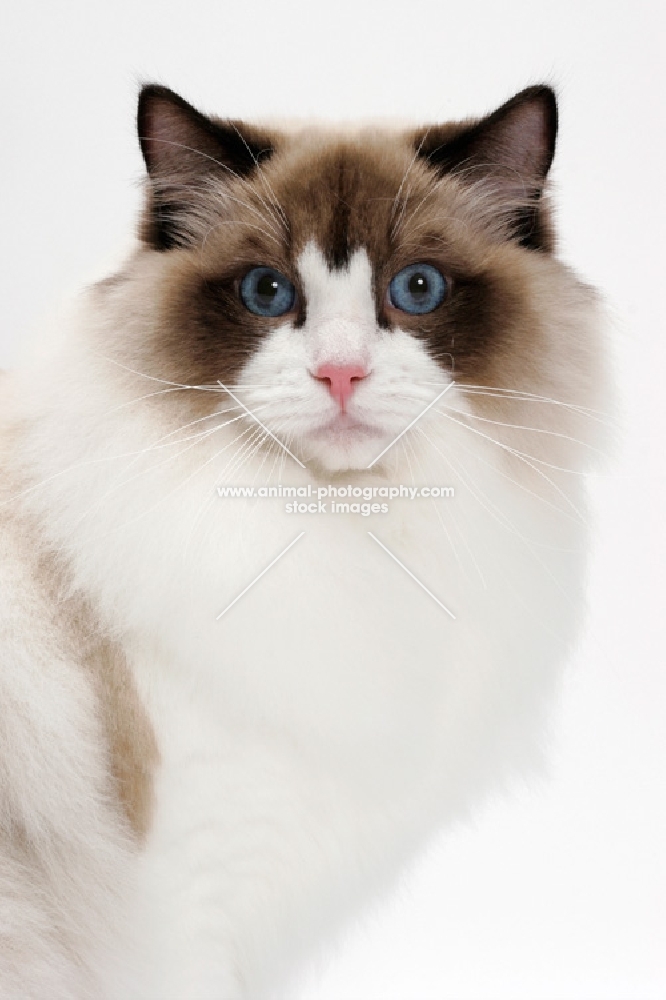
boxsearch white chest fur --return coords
[110,429,585,998]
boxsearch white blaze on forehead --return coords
[296,242,377,366]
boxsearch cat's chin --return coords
[299,415,385,472]
[302,444,377,473]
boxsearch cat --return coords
[0,83,608,998]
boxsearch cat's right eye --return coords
[239,267,296,318]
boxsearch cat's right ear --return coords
[137,84,274,251]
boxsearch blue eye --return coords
[239,267,296,317]
[388,263,448,315]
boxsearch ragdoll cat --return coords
[0,83,606,998]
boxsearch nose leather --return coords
[314,364,369,411]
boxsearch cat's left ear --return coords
[414,85,558,250]
[137,84,274,250]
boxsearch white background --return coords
[1,2,664,997]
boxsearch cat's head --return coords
[113,84,599,475]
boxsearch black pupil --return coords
[408,273,428,298]
[257,274,279,301]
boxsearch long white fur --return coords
[0,240,602,998]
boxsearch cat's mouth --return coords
[308,413,381,442]
[298,412,385,471]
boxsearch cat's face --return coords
[109,85,598,476]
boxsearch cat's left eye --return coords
[239,267,296,318]
[388,263,448,315]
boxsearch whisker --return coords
[393,181,445,239]
[438,403,603,465]
[415,424,530,541]
[415,424,569,555]
[422,425,592,641]
[222,425,266,482]
[0,403,249,510]
[456,384,615,424]
[414,380,615,427]
[142,136,285,240]
[54,411,254,542]
[227,121,289,231]
[93,355,282,397]
[87,422,261,541]
[102,384,213,416]
[183,422,276,554]
[93,355,220,391]
[435,408,587,524]
[401,434,477,584]
[389,130,431,233]
[199,218,283,249]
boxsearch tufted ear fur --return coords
[137,84,274,250]
[414,85,558,250]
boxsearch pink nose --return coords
[314,364,369,411]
